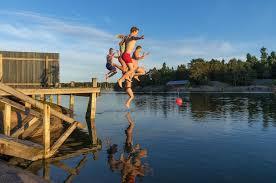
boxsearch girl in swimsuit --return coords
[132,46,150,81]
[115,34,128,73]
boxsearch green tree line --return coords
[136,47,276,87]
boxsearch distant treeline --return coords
[131,47,276,87]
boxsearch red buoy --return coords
[176,98,183,106]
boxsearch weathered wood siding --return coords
[0,51,59,87]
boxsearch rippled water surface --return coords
[26,93,276,182]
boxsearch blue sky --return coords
[0,0,275,82]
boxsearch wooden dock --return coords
[0,78,100,161]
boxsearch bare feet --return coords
[118,79,123,88]
[134,76,140,82]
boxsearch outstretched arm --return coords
[136,51,150,61]
[131,35,144,41]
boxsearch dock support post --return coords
[49,95,54,103]
[69,81,75,113]
[86,78,98,145]
[4,103,11,136]
[43,104,51,158]
[86,78,97,119]
[40,94,45,101]
[57,95,61,105]
[0,54,2,82]
[69,94,74,112]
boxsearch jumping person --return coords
[117,27,144,88]
[105,48,118,81]
[114,34,128,73]
[132,45,150,81]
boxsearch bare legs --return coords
[105,70,117,81]
[118,62,135,88]
[114,57,127,73]
[125,80,134,108]
[133,67,146,82]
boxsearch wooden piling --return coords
[4,103,11,136]
[43,104,51,157]
[57,95,61,105]
[49,95,54,103]
[87,78,97,119]
[40,94,45,101]
[86,78,98,145]
[69,94,74,112]
[69,81,75,113]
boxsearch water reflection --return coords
[107,112,151,183]
[133,93,276,128]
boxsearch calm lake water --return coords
[22,93,276,182]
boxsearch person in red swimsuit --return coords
[117,27,144,88]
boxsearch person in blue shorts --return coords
[105,48,118,81]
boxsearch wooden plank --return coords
[0,87,101,96]
[40,94,45,101]
[0,97,41,118]
[4,103,11,136]
[11,117,39,138]
[57,95,61,105]
[0,84,85,128]
[2,57,58,61]
[43,104,51,157]
[0,134,43,161]
[69,94,74,112]
[25,102,31,108]
[48,122,78,158]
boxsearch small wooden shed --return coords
[0,51,59,87]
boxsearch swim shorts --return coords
[122,52,132,64]
[106,63,116,71]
